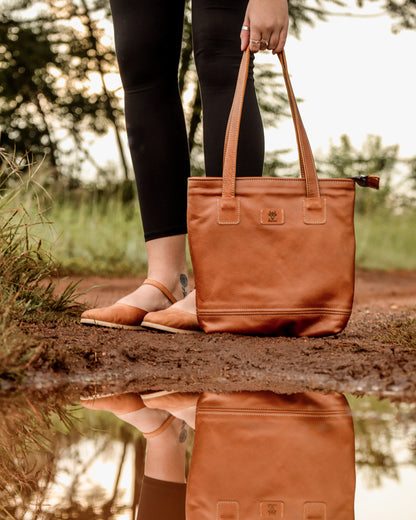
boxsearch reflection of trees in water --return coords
[349,396,416,488]
[1,395,415,518]
[1,401,146,520]
[39,412,147,520]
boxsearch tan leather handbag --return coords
[186,392,356,520]
[187,49,379,336]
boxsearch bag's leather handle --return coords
[222,48,321,200]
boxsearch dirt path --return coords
[5,269,416,403]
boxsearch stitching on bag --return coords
[217,198,240,225]
[200,412,351,419]
[198,307,351,314]
[303,198,327,224]
[200,407,350,414]
[217,501,239,520]
[190,178,353,185]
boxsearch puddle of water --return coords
[1,394,415,519]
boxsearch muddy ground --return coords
[4,269,416,403]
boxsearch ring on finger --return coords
[249,39,261,45]
[242,25,249,31]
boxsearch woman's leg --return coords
[192,0,264,178]
[82,1,191,326]
[141,0,265,327]
[110,0,189,242]
[81,394,189,483]
[82,394,188,520]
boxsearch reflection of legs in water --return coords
[81,394,191,520]
[81,393,189,483]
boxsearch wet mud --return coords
[3,269,416,403]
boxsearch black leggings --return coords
[109,0,264,241]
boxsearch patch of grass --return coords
[355,210,416,270]
[0,151,86,516]
[380,317,416,350]
[0,150,84,381]
[39,196,149,276]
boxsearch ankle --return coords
[146,271,190,301]
[144,418,189,483]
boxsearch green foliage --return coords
[316,134,409,213]
[2,0,415,183]
[381,0,416,32]
[40,193,148,276]
[348,395,416,488]
[0,0,124,179]
[0,149,83,381]
[355,209,416,270]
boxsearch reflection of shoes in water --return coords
[80,278,177,330]
[80,392,176,437]
[80,392,146,413]
[141,308,202,334]
[141,390,200,430]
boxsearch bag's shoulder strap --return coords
[222,49,320,200]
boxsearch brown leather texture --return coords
[187,49,357,336]
[186,392,356,520]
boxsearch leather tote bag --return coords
[187,50,379,336]
[186,391,356,520]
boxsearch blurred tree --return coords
[1,0,415,184]
[0,0,127,183]
[316,134,399,212]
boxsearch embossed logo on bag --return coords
[268,210,278,222]
[260,208,284,225]
[259,501,284,518]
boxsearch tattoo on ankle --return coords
[180,274,189,297]
[179,420,188,443]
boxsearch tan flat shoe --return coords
[141,307,202,334]
[80,278,177,330]
[80,392,146,413]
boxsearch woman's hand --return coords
[240,0,289,54]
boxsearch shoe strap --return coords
[143,279,177,304]
[142,415,175,439]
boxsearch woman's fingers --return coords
[241,0,289,54]
[272,23,288,54]
[240,22,250,51]
[249,34,262,53]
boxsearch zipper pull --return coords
[352,175,380,189]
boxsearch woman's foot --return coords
[168,290,196,314]
[141,290,201,334]
[81,234,190,329]
[142,391,199,429]
[80,393,171,434]
[80,277,187,329]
